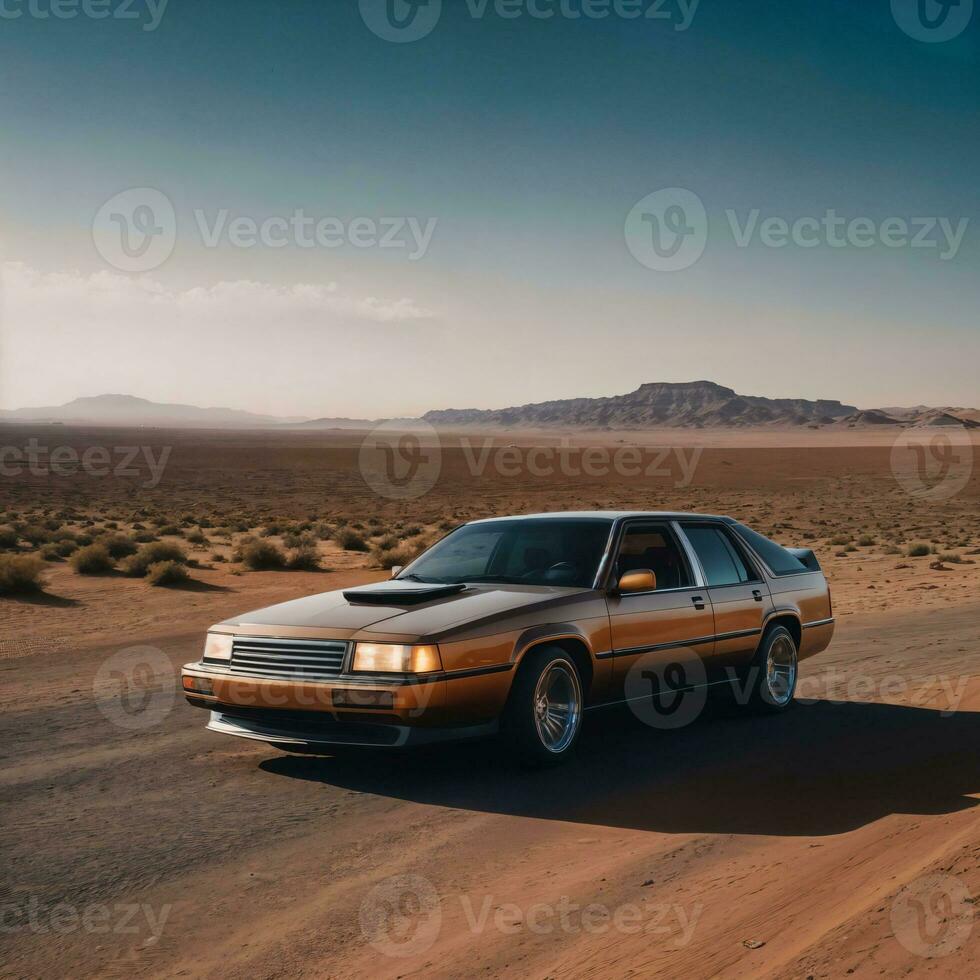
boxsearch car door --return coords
[676,522,773,677]
[604,521,716,700]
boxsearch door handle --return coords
[752,589,763,602]
[691,595,705,610]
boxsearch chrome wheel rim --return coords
[533,661,581,753]
[766,634,797,705]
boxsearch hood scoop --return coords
[343,581,467,605]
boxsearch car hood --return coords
[217,582,591,642]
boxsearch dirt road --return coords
[2,591,977,979]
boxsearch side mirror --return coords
[390,565,404,578]
[617,569,656,594]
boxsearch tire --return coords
[502,647,583,767]
[743,624,799,713]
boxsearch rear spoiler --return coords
[787,547,821,572]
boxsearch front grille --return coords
[226,636,349,680]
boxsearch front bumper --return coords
[205,706,498,750]
[181,660,506,749]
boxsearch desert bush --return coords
[402,525,423,538]
[132,530,157,543]
[156,524,182,537]
[235,537,286,570]
[0,554,46,593]
[40,540,78,560]
[856,535,875,547]
[70,544,115,575]
[374,545,417,570]
[185,529,207,545]
[938,552,962,564]
[829,534,851,547]
[335,529,369,552]
[123,541,188,577]
[907,543,931,557]
[146,560,190,586]
[282,531,307,549]
[286,543,321,571]
[0,526,18,549]
[21,525,52,547]
[98,533,139,559]
[374,533,400,551]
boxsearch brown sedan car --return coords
[182,512,835,764]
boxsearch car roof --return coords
[466,511,736,524]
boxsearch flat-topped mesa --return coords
[423,381,859,429]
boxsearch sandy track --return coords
[1,598,977,979]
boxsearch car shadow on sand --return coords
[261,698,980,837]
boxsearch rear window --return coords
[735,524,808,575]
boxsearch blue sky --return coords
[1,0,977,416]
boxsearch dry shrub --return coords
[146,560,190,586]
[335,529,369,552]
[286,543,321,571]
[0,527,19,549]
[235,536,286,570]
[0,554,46,593]
[70,544,115,575]
[98,533,139,559]
[124,541,188,577]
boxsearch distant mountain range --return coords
[2,384,977,430]
[0,394,304,427]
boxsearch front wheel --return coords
[502,647,583,766]
[743,625,798,712]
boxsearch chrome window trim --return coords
[675,520,763,587]
[598,517,705,592]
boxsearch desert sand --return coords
[1,424,977,978]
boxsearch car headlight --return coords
[203,632,233,662]
[351,643,442,674]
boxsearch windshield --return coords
[399,518,613,588]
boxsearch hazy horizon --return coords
[2,1,977,416]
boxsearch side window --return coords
[615,524,693,590]
[734,524,808,575]
[682,525,756,587]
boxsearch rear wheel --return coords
[743,625,798,712]
[503,647,583,766]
